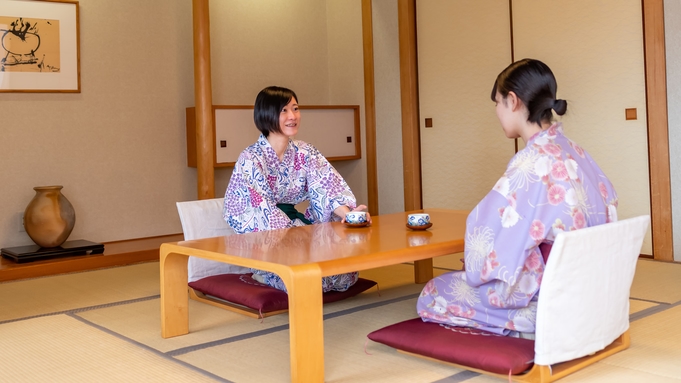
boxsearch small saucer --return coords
[344,221,370,228]
[406,222,433,231]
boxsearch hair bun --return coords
[553,99,567,115]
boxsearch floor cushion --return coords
[367,318,535,375]
[189,273,377,314]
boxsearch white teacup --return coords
[407,213,430,227]
[346,211,368,224]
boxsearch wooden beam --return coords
[361,0,379,216]
[192,0,215,200]
[398,0,430,283]
[397,0,423,212]
[642,0,673,261]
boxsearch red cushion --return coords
[189,274,377,313]
[368,318,535,375]
[539,242,552,265]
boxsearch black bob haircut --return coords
[491,58,567,126]
[254,86,298,137]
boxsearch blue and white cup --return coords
[407,213,430,227]
[346,211,367,224]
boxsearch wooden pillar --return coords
[361,0,379,216]
[192,0,215,200]
[398,0,430,283]
[642,0,673,261]
[397,0,422,212]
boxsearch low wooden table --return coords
[159,209,467,382]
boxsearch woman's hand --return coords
[338,204,372,224]
[336,204,372,224]
[353,204,372,224]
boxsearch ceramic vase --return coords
[23,185,76,248]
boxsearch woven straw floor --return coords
[1,255,680,382]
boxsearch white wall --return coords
[210,0,367,208]
[0,0,367,248]
[665,0,681,261]
[373,0,404,214]
[326,0,368,206]
[0,0,196,248]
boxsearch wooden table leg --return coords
[281,265,325,383]
[414,258,433,283]
[160,247,190,338]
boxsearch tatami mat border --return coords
[67,313,233,383]
[166,293,421,357]
[629,300,681,322]
[0,294,160,325]
[433,370,482,382]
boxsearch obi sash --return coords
[276,203,312,225]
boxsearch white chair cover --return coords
[534,215,650,365]
[176,198,251,282]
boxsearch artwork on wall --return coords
[0,0,80,92]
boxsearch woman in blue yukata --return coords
[223,86,369,293]
[417,59,618,337]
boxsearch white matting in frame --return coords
[0,0,80,92]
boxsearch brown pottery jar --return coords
[23,185,76,248]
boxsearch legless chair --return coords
[368,215,650,382]
[176,198,263,317]
[176,198,251,282]
[177,198,377,319]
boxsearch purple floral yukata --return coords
[417,123,618,336]
[223,134,359,293]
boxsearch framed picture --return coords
[0,0,80,92]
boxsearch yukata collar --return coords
[527,122,564,145]
[258,134,295,164]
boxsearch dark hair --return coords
[491,58,567,125]
[254,86,298,137]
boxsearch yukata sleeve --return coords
[223,152,294,233]
[303,144,356,223]
[463,172,554,310]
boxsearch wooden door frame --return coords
[397,0,673,260]
[643,0,673,261]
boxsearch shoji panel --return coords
[417,0,513,211]
[512,0,652,254]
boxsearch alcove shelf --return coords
[0,234,183,282]
[186,105,361,167]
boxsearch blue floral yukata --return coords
[417,123,618,336]
[223,134,359,293]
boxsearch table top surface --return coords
[162,209,468,274]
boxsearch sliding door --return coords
[417,0,514,211]
[513,0,652,254]
[416,1,651,254]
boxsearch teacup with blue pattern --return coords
[407,213,430,227]
[346,211,367,224]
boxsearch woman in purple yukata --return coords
[223,86,370,293]
[417,59,618,337]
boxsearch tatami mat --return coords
[1,256,680,383]
[597,304,681,379]
[630,259,681,304]
[433,252,464,271]
[0,315,221,382]
[175,298,459,383]
[0,262,159,322]
[629,299,659,315]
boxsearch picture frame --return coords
[0,0,80,93]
